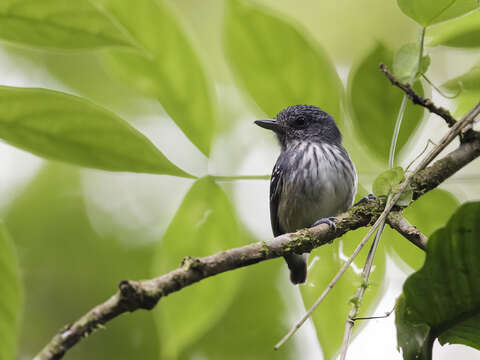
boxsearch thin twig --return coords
[380,64,457,127]
[422,74,461,99]
[405,139,437,173]
[351,304,396,321]
[387,212,428,251]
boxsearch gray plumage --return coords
[255,105,357,284]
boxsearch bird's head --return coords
[254,105,342,149]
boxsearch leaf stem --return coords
[211,175,270,181]
[388,27,426,168]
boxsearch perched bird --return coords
[255,105,357,284]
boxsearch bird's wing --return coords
[270,159,284,237]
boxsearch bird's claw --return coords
[311,217,337,231]
[354,193,377,206]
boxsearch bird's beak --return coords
[254,119,283,133]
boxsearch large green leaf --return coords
[396,0,478,27]
[152,177,245,359]
[442,63,480,117]
[0,0,129,49]
[0,86,192,177]
[386,189,459,270]
[182,255,296,359]
[224,0,343,123]
[97,0,216,156]
[0,223,22,360]
[348,43,425,164]
[301,225,386,359]
[5,163,158,359]
[396,202,480,359]
[427,9,480,48]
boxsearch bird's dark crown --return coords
[274,105,342,148]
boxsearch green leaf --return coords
[427,9,480,48]
[5,163,159,359]
[396,202,480,359]
[98,0,216,156]
[427,10,480,48]
[372,166,405,197]
[224,0,343,123]
[0,0,129,49]
[0,223,22,360]
[386,189,459,270]
[442,63,480,117]
[152,177,244,359]
[348,43,425,164]
[396,0,478,27]
[0,86,192,177]
[393,43,430,81]
[301,227,386,359]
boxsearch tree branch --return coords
[380,64,457,127]
[34,131,480,360]
[387,212,428,251]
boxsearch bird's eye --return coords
[293,116,307,128]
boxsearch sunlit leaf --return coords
[0,0,129,49]
[396,202,480,359]
[224,0,343,123]
[427,9,480,48]
[0,86,192,177]
[393,43,430,81]
[301,226,386,358]
[386,189,459,271]
[442,63,480,117]
[396,0,478,27]
[372,166,405,197]
[0,223,22,360]
[5,163,158,359]
[152,177,245,359]
[348,43,425,164]
[97,0,216,156]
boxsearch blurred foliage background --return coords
[0,0,479,359]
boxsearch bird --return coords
[255,105,358,284]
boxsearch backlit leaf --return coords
[427,9,480,48]
[152,177,245,359]
[0,0,129,49]
[98,0,216,156]
[0,86,192,177]
[442,63,480,117]
[396,0,478,27]
[372,166,405,197]
[348,43,425,164]
[224,0,343,124]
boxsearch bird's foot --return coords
[354,193,377,206]
[311,217,337,231]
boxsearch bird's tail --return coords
[284,253,308,284]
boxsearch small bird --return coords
[255,105,357,284]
